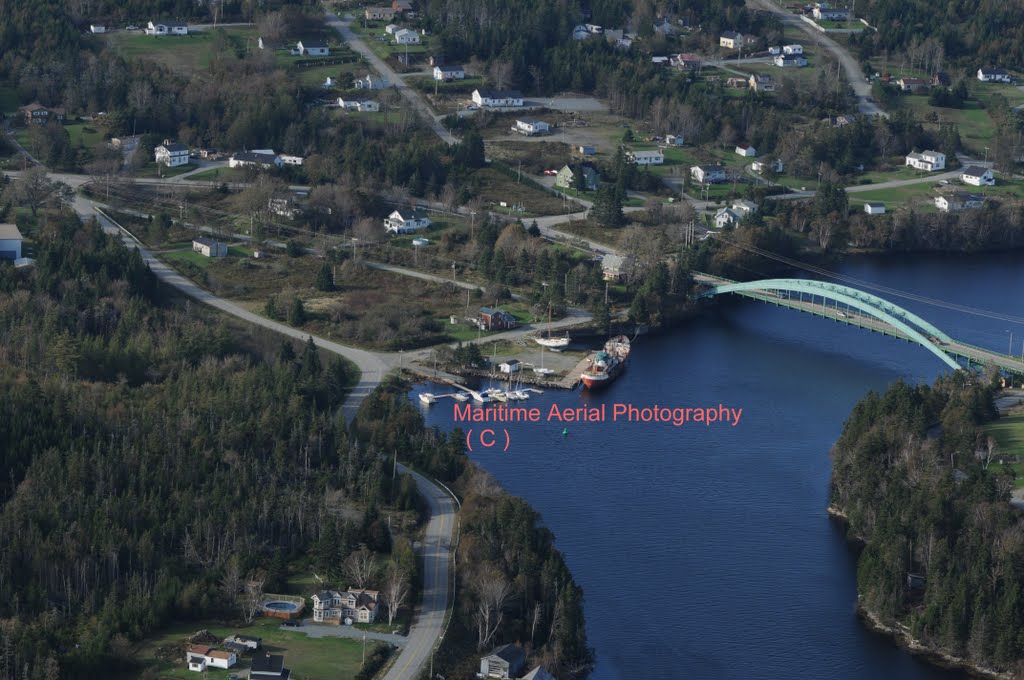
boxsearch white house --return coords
[472,89,524,107]
[715,207,741,229]
[384,209,431,233]
[229,151,283,169]
[691,165,726,184]
[735,144,757,157]
[749,73,775,92]
[514,118,550,135]
[146,20,188,36]
[774,54,807,67]
[193,238,227,258]
[278,154,304,166]
[385,23,401,34]
[752,158,784,174]
[627,149,664,165]
[498,359,521,374]
[354,75,389,89]
[732,199,758,216]
[665,133,684,146]
[89,24,106,33]
[977,67,1011,83]
[186,645,236,672]
[782,44,803,55]
[0,224,23,261]
[312,589,380,624]
[864,202,886,215]
[935,192,984,212]
[155,140,189,167]
[960,165,994,186]
[338,98,380,112]
[480,644,526,679]
[719,31,743,49]
[905,150,946,171]
[813,3,850,21]
[297,39,329,56]
[393,28,420,44]
[433,64,465,81]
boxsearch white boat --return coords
[453,392,470,402]
[471,390,492,403]
[419,393,437,404]
[533,367,555,375]
[534,335,570,349]
[514,390,530,400]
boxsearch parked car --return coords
[464,104,479,110]
[282,620,302,627]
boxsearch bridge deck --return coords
[694,273,1024,373]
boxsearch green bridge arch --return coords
[701,278,961,370]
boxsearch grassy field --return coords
[847,182,940,206]
[184,167,251,183]
[104,27,260,74]
[136,619,386,680]
[66,123,107,148]
[982,411,1024,487]
[473,166,574,216]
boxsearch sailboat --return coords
[533,344,555,375]
[534,303,570,349]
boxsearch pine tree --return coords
[590,184,625,227]
[315,260,334,291]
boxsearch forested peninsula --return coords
[830,376,1024,677]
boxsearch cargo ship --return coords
[580,335,631,389]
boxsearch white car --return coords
[126,25,139,30]
[464,104,479,111]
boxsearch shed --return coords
[0,224,24,261]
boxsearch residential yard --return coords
[296,58,365,88]
[135,619,388,680]
[104,27,260,74]
[349,21,432,61]
[982,410,1024,488]
[65,122,107,148]
[471,166,578,217]
[136,160,202,178]
[847,182,941,208]
[184,167,251,183]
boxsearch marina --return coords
[415,383,546,406]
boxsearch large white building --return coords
[433,64,465,81]
[0,223,23,261]
[472,89,524,107]
[960,166,994,186]
[384,209,432,234]
[626,149,664,165]
[311,589,380,624]
[154,140,189,167]
[146,20,188,35]
[393,28,420,44]
[977,67,1011,83]
[905,150,946,171]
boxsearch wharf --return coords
[559,353,595,389]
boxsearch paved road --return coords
[80,199,389,419]
[380,465,456,680]
[748,0,887,117]
[324,11,456,145]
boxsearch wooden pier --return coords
[558,353,595,389]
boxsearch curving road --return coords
[380,465,457,680]
[748,0,887,117]
[323,10,456,145]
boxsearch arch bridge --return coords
[696,273,1024,373]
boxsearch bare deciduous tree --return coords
[242,570,266,623]
[471,565,514,650]
[487,61,514,90]
[343,548,377,589]
[382,562,410,626]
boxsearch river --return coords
[409,252,1024,680]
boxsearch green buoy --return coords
[562,427,568,436]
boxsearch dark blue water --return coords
[411,252,1024,680]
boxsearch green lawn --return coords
[847,183,939,206]
[898,95,996,154]
[136,161,200,178]
[183,167,250,183]
[65,123,106,148]
[105,27,260,74]
[164,247,215,269]
[136,619,387,680]
[982,411,1024,487]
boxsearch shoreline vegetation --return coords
[829,375,1024,680]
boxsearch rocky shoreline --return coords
[857,606,1014,680]
[830,504,1014,680]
